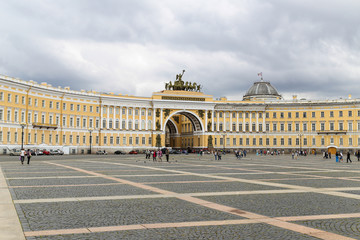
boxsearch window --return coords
[288,112,292,118]
[83,118,87,128]
[303,123,307,131]
[129,137,133,144]
[63,103,66,110]
[232,112,236,118]
[339,138,343,145]
[320,123,325,131]
[128,108,132,115]
[49,101,53,109]
[312,112,315,118]
[22,96,25,104]
[349,111,353,117]
[295,112,299,118]
[239,123,243,131]
[117,136,120,144]
[233,138,236,145]
[90,106,93,112]
[312,138,316,146]
[273,138,277,146]
[329,122,334,130]
[7,94,11,102]
[42,100,45,108]
[76,118,80,127]
[339,122,344,131]
[110,136,114,145]
[15,95,19,103]
[288,123,292,131]
[245,138,249,145]
[245,112,248,118]
[103,136,107,144]
[266,112,269,118]
[266,123,270,131]
[349,138,353,146]
[0,109,2,121]
[303,112,307,118]
[252,138,256,145]
[259,138,263,145]
[330,111,334,117]
[83,135,86,144]
[142,137,146,145]
[83,105,87,112]
[273,112,276,118]
[266,138,270,145]
[76,135,80,144]
[135,137,139,145]
[312,123,316,131]
[239,138,243,145]
[295,123,299,131]
[280,123,284,131]
[288,138,292,146]
[348,122,353,131]
[123,136,126,145]
[303,138,307,146]
[0,92,3,101]
[339,111,343,117]
[34,99,38,106]
[296,138,299,146]
[96,106,99,113]
[273,123,277,131]
[70,104,74,111]
[259,123,263,132]
[280,112,284,118]
[321,138,325,145]
[77,105,81,111]
[320,112,324,117]
[135,109,139,116]
[56,102,60,109]
[281,138,284,145]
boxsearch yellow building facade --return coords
[0,74,359,154]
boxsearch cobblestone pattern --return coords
[7,177,118,186]
[32,223,320,240]
[264,178,360,188]
[116,175,217,183]
[147,181,284,194]
[19,198,244,231]
[12,184,155,199]
[294,218,360,239]
[199,192,360,217]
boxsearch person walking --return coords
[357,150,360,161]
[152,151,157,162]
[214,151,217,161]
[157,149,163,162]
[347,151,352,163]
[165,148,169,162]
[20,149,25,164]
[217,151,222,160]
[26,149,32,164]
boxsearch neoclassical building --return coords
[0,74,359,154]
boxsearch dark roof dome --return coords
[243,81,282,100]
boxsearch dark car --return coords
[169,149,181,154]
[128,150,138,154]
[114,150,126,155]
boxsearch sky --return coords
[0,0,359,100]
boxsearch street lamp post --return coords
[89,129,93,154]
[20,124,26,149]
[298,133,304,154]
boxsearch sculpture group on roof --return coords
[165,70,202,92]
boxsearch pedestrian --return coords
[347,151,352,163]
[157,149,163,162]
[335,152,339,163]
[26,149,32,164]
[340,152,343,162]
[152,151,157,162]
[214,151,217,160]
[20,148,25,164]
[218,151,222,160]
[357,150,360,161]
[165,148,169,162]
[292,152,294,159]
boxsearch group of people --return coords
[234,150,247,159]
[20,149,32,164]
[145,149,170,162]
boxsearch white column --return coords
[263,112,266,132]
[205,110,208,132]
[256,112,259,132]
[126,107,129,130]
[249,112,252,132]
[153,109,156,130]
[132,108,135,130]
[145,108,148,130]
[217,111,220,131]
[230,112,232,132]
[107,106,110,129]
[139,108,142,131]
[119,107,122,129]
[160,108,163,130]
[243,113,245,131]
[236,112,239,132]
[211,110,214,131]
[223,111,226,131]
[113,106,115,129]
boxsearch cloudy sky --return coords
[1,0,359,100]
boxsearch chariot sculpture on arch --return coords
[165,70,202,92]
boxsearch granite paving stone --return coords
[199,192,360,217]
[33,223,320,240]
[19,198,244,231]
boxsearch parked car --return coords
[114,150,126,155]
[42,150,50,155]
[9,149,21,156]
[169,149,181,154]
[35,150,43,155]
[128,150,138,154]
[55,149,64,155]
[96,150,107,155]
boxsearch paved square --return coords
[1,154,360,239]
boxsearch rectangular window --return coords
[83,135,86,144]
[239,138,243,145]
[233,138,236,146]
[110,136,114,145]
[148,136,152,145]
[83,105,87,112]
[280,112,284,118]
[280,123,284,131]
[330,122,334,130]
[259,138,263,145]
[116,136,120,145]
[312,112,315,118]
[135,137,139,145]
[63,103,66,110]
[303,112,307,118]
[34,99,38,106]
[312,123,316,131]
[339,138,343,145]
[245,138,249,145]
[349,138,353,146]
[252,138,256,146]
[22,96,25,104]
[90,106,93,112]
[266,123,270,131]
[303,138,307,146]
[288,112,292,118]
[273,112,276,118]
[295,112,299,118]
[295,123,299,131]
[42,100,45,108]
[312,138,316,146]
[70,104,74,111]
[339,111,343,117]
[281,138,284,145]
[288,138,292,146]
[303,123,307,131]
[321,138,325,145]
[273,138,277,146]
[320,112,324,118]
[330,111,334,117]
[49,101,53,109]
[96,136,99,144]
[142,137,146,145]
[321,123,325,131]
[349,111,353,117]
[15,95,18,103]
[273,123,277,131]
[56,102,60,109]
[339,122,344,130]
[129,137,133,144]
[288,123,292,131]
[103,136,107,144]
[266,138,269,146]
